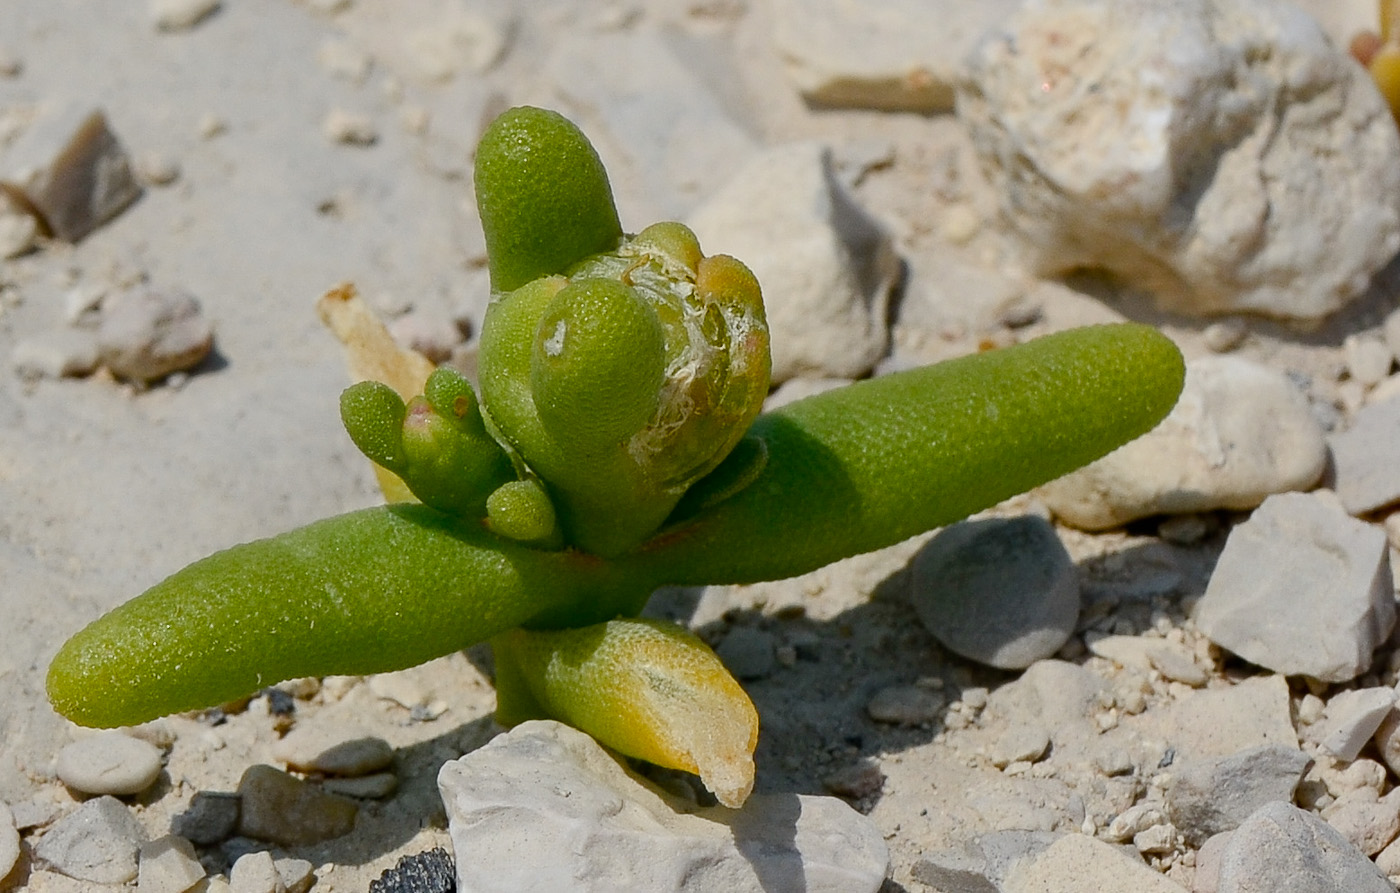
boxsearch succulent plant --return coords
[47,107,1185,808]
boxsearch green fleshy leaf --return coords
[475,107,623,293]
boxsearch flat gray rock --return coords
[32,795,148,884]
[1217,801,1393,893]
[1329,395,1400,515]
[438,720,888,893]
[1194,492,1394,682]
[1165,746,1311,845]
[910,515,1078,669]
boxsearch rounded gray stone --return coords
[910,515,1079,669]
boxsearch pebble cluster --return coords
[6,0,1400,892]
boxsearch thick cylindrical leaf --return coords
[47,505,635,728]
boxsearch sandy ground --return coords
[2,2,1398,891]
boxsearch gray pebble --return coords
[866,684,944,726]
[56,731,164,796]
[910,515,1079,669]
[1329,394,1400,515]
[173,790,240,845]
[1165,745,1311,845]
[32,795,148,884]
[715,626,776,680]
[236,764,358,846]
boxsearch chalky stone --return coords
[32,796,147,884]
[1217,801,1393,893]
[56,731,163,795]
[439,720,888,893]
[137,835,207,893]
[0,802,18,882]
[1195,492,1393,682]
[910,515,1078,669]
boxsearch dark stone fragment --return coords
[368,847,456,893]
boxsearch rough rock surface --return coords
[1217,800,1394,892]
[1041,356,1327,530]
[687,141,898,383]
[957,0,1400,320]
[1002,832,1185,892]
[438,720,889,893]
[1165,746,1312,844]
[1330,395,1400,516]
[909,515,1079,669]
[31,795,148,884]
[1194,492,1394,682]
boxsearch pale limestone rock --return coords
[1316,687,1397,761]
[770,0,1022,112]
[1217,802,1393,892]
[958,0,1400,321]
[137,835,207,893]
[1042,356,1326,530]
[1002,832,1186,892]
[438,720,888,893]
[1194,492,1393,682]
[688,142,897,383]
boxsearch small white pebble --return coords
[138,835,207,893]
[0,48,22,77]
[56,731,164,796]
[323,109,378,146]
[0,212,38,260]
[1202,319,1247,353]
[150,0,221,32]
[137,152,182,186]
[940,204,980,245]
[229,850,280,893]
[960,687,989,710]
[197,113,227,139]
[1345,333,1395,387]
[317,38,373,83]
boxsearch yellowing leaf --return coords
[494,618,759,807]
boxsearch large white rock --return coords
[1194,492,1394,682]
[770,0,1023,112]
[688,142,898,383]
[438,720,888,893]
[957,0,1400,321]
[1040,356,1326,530]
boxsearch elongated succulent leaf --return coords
[47,505,638,728]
